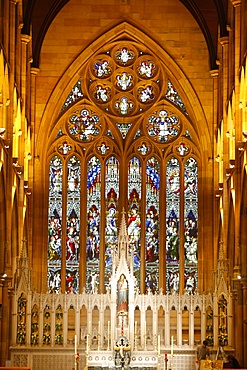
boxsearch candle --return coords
[171,335,173,357]
[158,334,160,355]
[108,321,110,338]
[144,321,146,336]
[89,320,91,335]
[135,321,137,336]
[75,334,77,355]
[86,334,89,354]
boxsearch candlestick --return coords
[171,335,173,357]
[74,334,77,355]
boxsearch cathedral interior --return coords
[0,0,247,369]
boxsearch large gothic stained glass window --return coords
[47,40,199,295]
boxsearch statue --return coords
[117,274,128,313]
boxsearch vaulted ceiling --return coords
[22,0,228,70]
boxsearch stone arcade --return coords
[11,211,233,370]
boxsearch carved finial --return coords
[219,240,224,260]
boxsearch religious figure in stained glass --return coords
[116,72,133,91]
[115,47,134,65]
[145,157,160,293]
[94,85,111,102]
[165,80,187,113]
[166,211,180,261]
[138,60,156,78]
[86,156,101,293]
[184,271,196,294]
[138,85,155,103]
[115,96,134,115]
[68,109,100,141]
[147,109,180,142]
[167,271,180,294]
[66,215,80,262]
[58,141,72,155]
[94,60,111,77]
[61,79,83,111]
[184,157,198,294]
[48,213,62,262]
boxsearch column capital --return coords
[21,34,31,44]
[219,36,229,46]
[210,69,219,78]
[31,67,40,76]
[231,0,241,6]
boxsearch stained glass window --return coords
[166,157,180,294]
[48,40,199,295]
[184,157,198,294]
[86,156,101,293]
[165,80,187,114]
[61,79,83,111]
[66,155,81,293]
[128,157,142,288]
[105,156,120,288]
[145,157,160,293]
[48,156,63,293]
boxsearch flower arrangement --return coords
[55,333,63,344]
[75,353,80,363]
[43,333,51,344]
[31,333,39,345]
[17,331,26,344]
[218,333,228,345]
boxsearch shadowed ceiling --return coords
[22,0,228,70]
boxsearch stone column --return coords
[63,309,68,347]
[213,294,219,347]
[227,293,233,347]
[164,309,170,347]
[189,309,194,347]
[87,310,92,349]
[75,308,80,347]
[242,281,247,367]
[141,309,146,349]
[26,291,32,346]
[11,291,18,347]
[0,278,11,366]
[51,307,56,346]
[39,303,44,346]
[177,309,182,347]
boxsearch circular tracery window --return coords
[67,42,182,144]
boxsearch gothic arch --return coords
[37,21,211,165]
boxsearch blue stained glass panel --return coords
[86,156,101,293]
[128,157,141,289]
[166,157,180,294]
[48,156,63,293]
[105,156,119,289]
[145,157,160,293]
[66,155,81,293]
[184,157,198,294]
